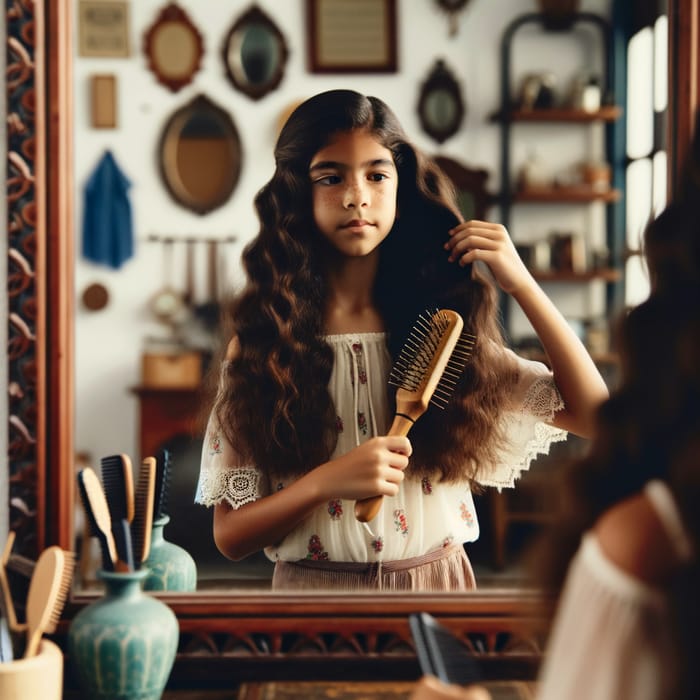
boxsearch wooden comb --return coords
[132,456,156,567]
[354,309,475,522]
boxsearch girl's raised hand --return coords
[312,436,411,502]
[445,220,532,295]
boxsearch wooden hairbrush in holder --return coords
[354,309,475,522]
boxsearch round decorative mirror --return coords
[417,59,466,144]
[222,5,289,101]
[158,94,242,215]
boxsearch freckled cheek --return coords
[312,191,339,230]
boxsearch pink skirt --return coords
[271,543,476,592]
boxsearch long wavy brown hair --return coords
[213,89,517,485]
[533,120,700,698]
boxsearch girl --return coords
[411,115,700,700]
[195,89,608,591]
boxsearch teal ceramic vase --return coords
[143,515,197,592]
[68,569,178,700]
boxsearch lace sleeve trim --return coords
[477,374,568,490]
[195,465,262,509]
[522,375,565,418]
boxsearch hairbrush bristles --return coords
[389,309,475,409]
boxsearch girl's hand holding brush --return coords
[309,436,411,502]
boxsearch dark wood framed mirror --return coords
[433,156,494,221]
[222,5,289,101]
[158,94,243,215]
[8,0,699,687]
[417,59,465,144]
[143,2,204,92]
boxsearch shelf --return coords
[531,268,621,282]
[491,105,622,123]
[514,186,621,203]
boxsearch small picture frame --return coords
[306,0,397,73]
[78,1,130,58]
[549,232,586,273]
[90,74,117,128]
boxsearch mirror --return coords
[222,5,289,101]
[143,3,204,92]
[158,94,243,215]
[417,59,465,144]
[433,156,494,221]
[6,0,694,683]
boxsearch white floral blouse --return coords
[195,333,567,563]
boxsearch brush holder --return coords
[67,568,178,700]
[143,516,197,592]
[0,638,63,700]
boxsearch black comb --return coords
[153,449,172,520]
[409,612,482,686]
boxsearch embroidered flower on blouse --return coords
[421,477,433,495]
[306,534,329,560]
[442,534,455,547]
[336,415,344,433]
[209,432,223,455]
[351,342,368,384]
[327,499,343,519]
[371,537,384,553]
[357,411,368,435]
[393,509,409,536]
[459,501,475,527]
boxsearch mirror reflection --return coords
[68,0,663,598]
[222,5,289,100]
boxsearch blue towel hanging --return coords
[82,150,134,269]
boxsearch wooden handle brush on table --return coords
[354,309,475,523]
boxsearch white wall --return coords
[73,0,610,466]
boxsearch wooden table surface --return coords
[236,680,537,700]
[66,680,536,699]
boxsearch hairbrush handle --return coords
[353,309,473,524]
[353,414,414,523]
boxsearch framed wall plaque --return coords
[306,0,397,73]
[90,74,117,128]
[78,1,130,58]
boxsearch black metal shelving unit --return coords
[495,11,625,339]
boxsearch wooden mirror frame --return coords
[8,0,699,687]
[143,2,204,92]
[417,59,465,144]
[222,5,289,101]
[158,93,243,215]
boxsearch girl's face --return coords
[309,129,398,258]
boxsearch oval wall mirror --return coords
[143,2,204,92]
[222,5,289,100]
[158,94,243,215]
[417,59,466,144]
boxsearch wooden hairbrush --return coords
[354,309,475,522]
[23,546,74,658]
